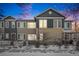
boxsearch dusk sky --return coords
[0,3,79,20]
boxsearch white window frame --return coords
[64,22,71,30]
[5,22,9,28]
[17,22,26,28]
[27,22,36,28]
[53,20,62,28]
[0,22,3,28]
[0,33,4,40]
[5,33,9,39]
[17,33,26,40]
[39,20,47,28]
[40,33,43,41]
[11,22,15,28]
[28,34,37,40]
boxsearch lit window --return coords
[49,11,52,14]
[39,20,47,28]
[27,22,36,28]
[28,34,37,40]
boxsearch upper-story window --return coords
[5,22,9,28]
[0,22,3,28]
[11,22,15,28]
[39,20,47,28]
[64,22,72,30]
[17,22,26,28]
[53,20,62,28]
[58,20,62,28]
[27,22,36,28]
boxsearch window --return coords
[64,22,71,29]
[40,33,43,41]
[53,20,62,28]
[0,33,3,40]
[17,22,26,28]
[0,22,3,28]
[28,34,37,40]
[5,22,9,28]
[58,20,62,28]
[18,22,20,28]
[47,19,53,28]
[18,34,20,39]
[11,33,16,40]
[24,22,26,28]
[17,33,26,40]
[5,33,9,39]
[11,22,15,28]
[27,22,36,28]
[53,20,57,28]
[49,11,52,14]
[39,20,47,28]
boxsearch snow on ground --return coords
[0,45,79,56]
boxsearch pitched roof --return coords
[4,16,15,19]
[36,9,65,17]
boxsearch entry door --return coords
[11,33,16,40]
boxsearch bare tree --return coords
[42,32,52,48]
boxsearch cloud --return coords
[16,3,32,19]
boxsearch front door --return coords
[11,33,16,41]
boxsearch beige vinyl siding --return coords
[5,33,9,39]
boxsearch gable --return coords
[36,9,65,17]
[4,16,16,21]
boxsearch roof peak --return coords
[35,8,65,17]
[4,16,15,19]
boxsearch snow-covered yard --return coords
[0,45,79,56]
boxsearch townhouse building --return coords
[0,9,73,45]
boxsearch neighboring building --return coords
[0,9,73,45]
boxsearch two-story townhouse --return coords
[0,8,73,45]
[16,20,36,45]
[35,9,72,44]
[0,16,17,45]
